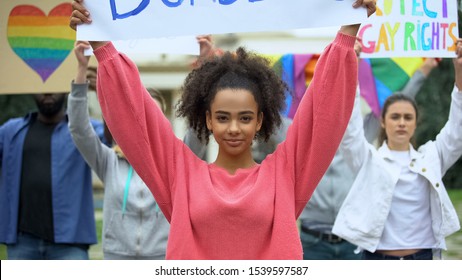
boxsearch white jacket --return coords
[332,87,462,253]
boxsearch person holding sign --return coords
[300,52,440,260]
[68,41,171,260]
[70,0,376,259]
[332,40,462,260]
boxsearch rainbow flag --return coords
[270,54,423,119]
[7,3,75,82]
[358,57,424,117]
[269,54,319,118]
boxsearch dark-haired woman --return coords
[70,0,376,259]
[333,40,462,260]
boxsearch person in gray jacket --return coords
[299,47,440,259]
[68,41,170,260]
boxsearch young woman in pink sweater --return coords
[70,0,376,259]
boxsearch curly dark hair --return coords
[176,47,288,144]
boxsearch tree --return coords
[0,94,36,125]
[415,58,461,189]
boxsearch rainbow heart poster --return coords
[0,1,76,94]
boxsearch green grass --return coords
[1,190,462,260]
[0,211,103,260]
[89,210,103,260]
[0,244,6,259]
[448,188,462,201]
[443,189,462,259]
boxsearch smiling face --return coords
[206,88,263,165]
[381,100,417,151]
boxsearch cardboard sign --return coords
[1,1,76,94]
[359,0,459,58]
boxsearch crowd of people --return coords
[1,0,461,260]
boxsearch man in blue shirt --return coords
[0,92,104,259]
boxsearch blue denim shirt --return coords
[0,112,104,245]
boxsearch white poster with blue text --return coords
[77,0,367,41]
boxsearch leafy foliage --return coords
[0,94,36,125]
[414,58,462,189]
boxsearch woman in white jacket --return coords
[68,41,170,259]
[333,40,462,260]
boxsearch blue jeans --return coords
[301,230,361,260]
[7,232,89,260]
[362,249,433,260]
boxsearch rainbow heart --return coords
[7,3,75,83]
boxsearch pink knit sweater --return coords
[93,32,357,259]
